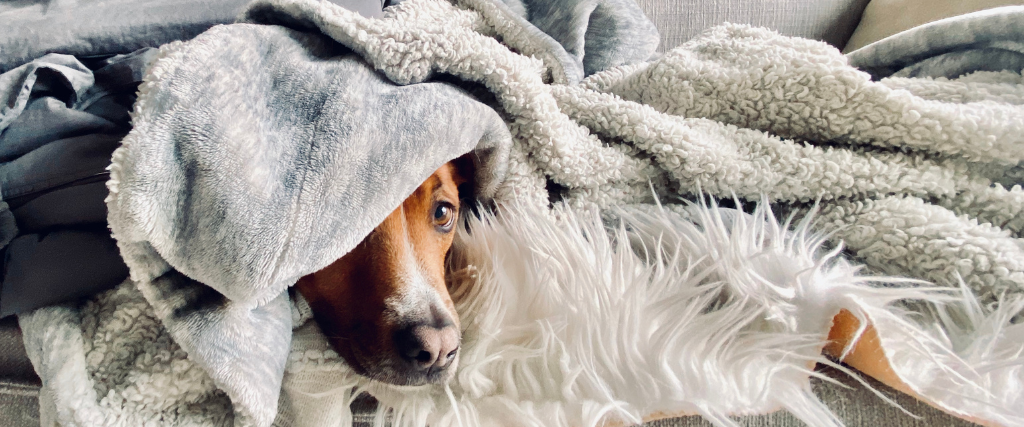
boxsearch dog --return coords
[295,159,472,386]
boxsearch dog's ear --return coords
[450,154,482,226]
[450,154,476,201]
[450,154,474,186]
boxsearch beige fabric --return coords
[635,0,870,52]
[844,0,1024,52]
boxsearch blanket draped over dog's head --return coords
[99,0,656,424]
[17,0,1024,426]
[108,22,516,427]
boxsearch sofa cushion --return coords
[0,381,39,427]
[0,317,40,427]
[843,0,1024,52]
[642,365,979,426]
[0,317,38,386]
[635,0,871,52]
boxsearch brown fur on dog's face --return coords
[296,162,466,386]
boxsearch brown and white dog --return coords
[295,159,472,386]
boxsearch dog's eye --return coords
[433,203,456,230]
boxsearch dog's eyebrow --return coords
[430,179,444,195]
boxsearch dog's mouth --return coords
[323,321,461,387]
[354,354,459,388]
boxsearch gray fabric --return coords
[0,134,120,200]
[0,51,153,319]
[10,181,110,233]
[0,55,95,134]
[504,0,660,76]
[0,381,40,427]
[0,0,249,74]
[0,317,41,427]
[0,318,37,385]
[102,22,513,426]
[0,0,388,75]
[0,229,128,318]
[634,0,871,52]
[463,0,587,84]
[0,201,15,252]
[846,6,1024,79]
[0,50,154,200]
[385,0,661,83]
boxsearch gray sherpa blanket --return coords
[18,1,1024,426]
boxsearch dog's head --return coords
[296,159,472,386]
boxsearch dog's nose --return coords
[394,323,460,374]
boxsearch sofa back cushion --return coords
[844,0,1024,52]
[635,0,871,52]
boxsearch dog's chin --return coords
[365,369,456,391]
[357,355,460,388]
[335,338,460,387]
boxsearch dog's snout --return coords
[394,323,460,374]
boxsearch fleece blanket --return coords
[17,0,1024,426]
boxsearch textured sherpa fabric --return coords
[17,0,1024,426]
[501,0,660,76]
[387,0,660,82]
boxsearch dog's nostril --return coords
[445,348,458,360]
[414,350,433,364]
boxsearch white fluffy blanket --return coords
[18,0,1024,426]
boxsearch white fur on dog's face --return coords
[296,162,465,386]
[383,206,455,327]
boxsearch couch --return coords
[0,0,999,425]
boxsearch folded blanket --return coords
[18,0,1024,426]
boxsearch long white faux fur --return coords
[276,199,953,427]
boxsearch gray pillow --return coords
[635,0,871,52]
